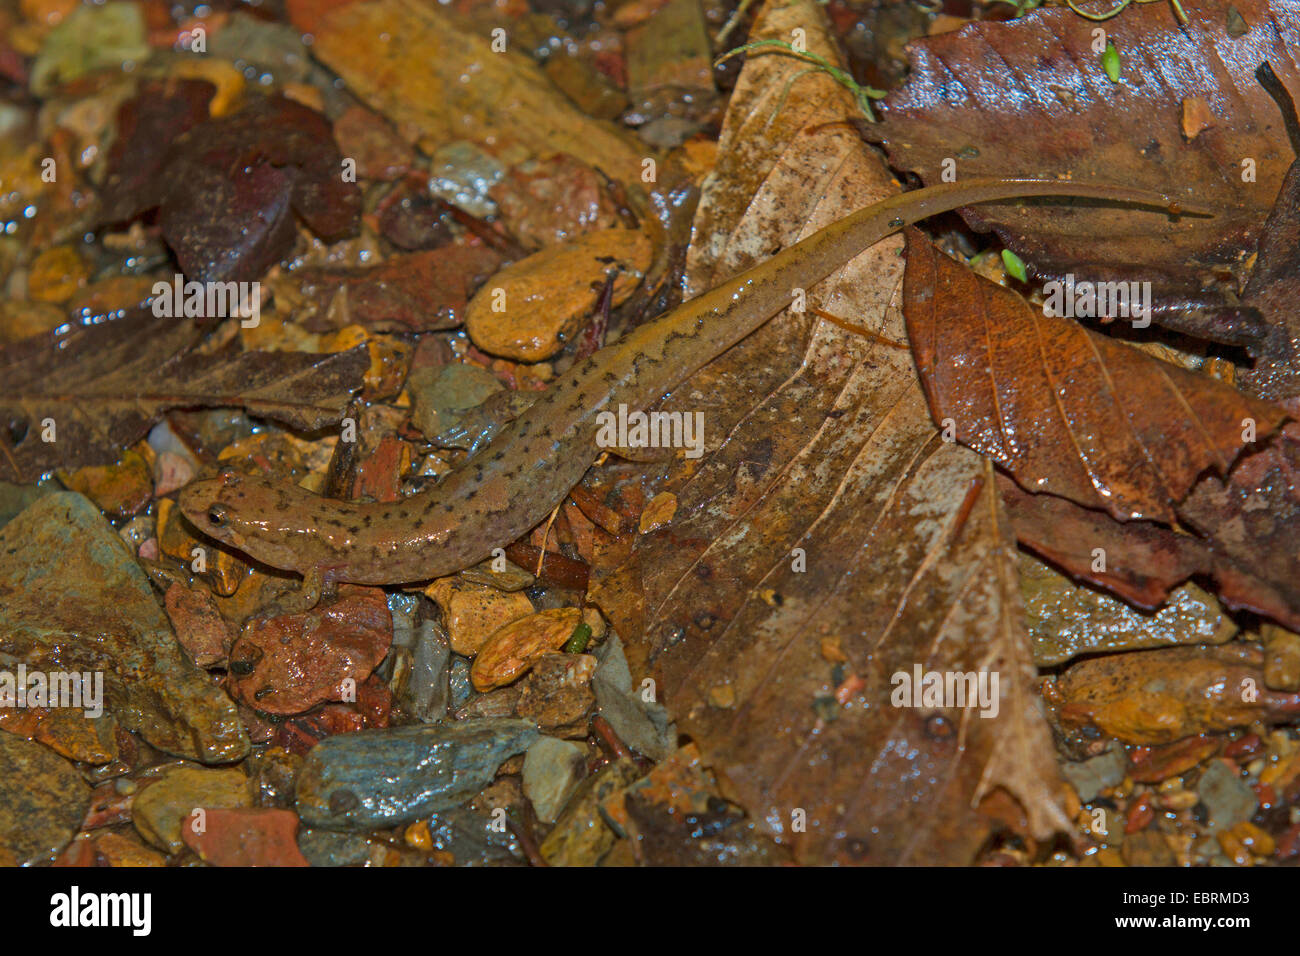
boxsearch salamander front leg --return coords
[259,566,330,617]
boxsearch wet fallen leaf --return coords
[102,92,361,281]
[903,229,1287,524]
[595,0,1068,865]
[870,0,1300,339]
[0,309,367,482]
[313,0,646,184]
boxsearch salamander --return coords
[177,179,1199,603]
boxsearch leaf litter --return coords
[1,0,1300,871]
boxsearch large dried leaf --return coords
[595,0,1067,865]
[0,311,367,482]
[870,0,1300,332]
[903,229,1287,524]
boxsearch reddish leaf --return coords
[102,94,361,282]
[98,78,216,226]
[870,0,1300,339]
[903,228,1286,524]
[288,245,501,333]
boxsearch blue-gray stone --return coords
[296,718,538,829]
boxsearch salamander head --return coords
[178,470,322,573]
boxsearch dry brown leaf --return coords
[0,310,367,482]
[594,0,1067,865]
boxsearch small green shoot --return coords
[1001,249,1029,283]
[1101,40,1122,82]
[563,622,592,654]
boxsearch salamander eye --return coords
[207,505,228,528]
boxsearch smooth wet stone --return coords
[295,718,539,830]
[408,363,504,447]
[0,733,90,866]
[1060,748,1127,802]
[1022,557,1237,666]
[30,1,149,96]
[181,808,309,866]
[131,765,253,854]
[522,736,587,823]
[0,480,53,529]
[398,620,451,723]
[592,633,675,760]
[0,493,249,763]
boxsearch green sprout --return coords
[563,622,592,654]
[715,39,887,122]
[1001,249,1029,283]
[1101,40,1122,81]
